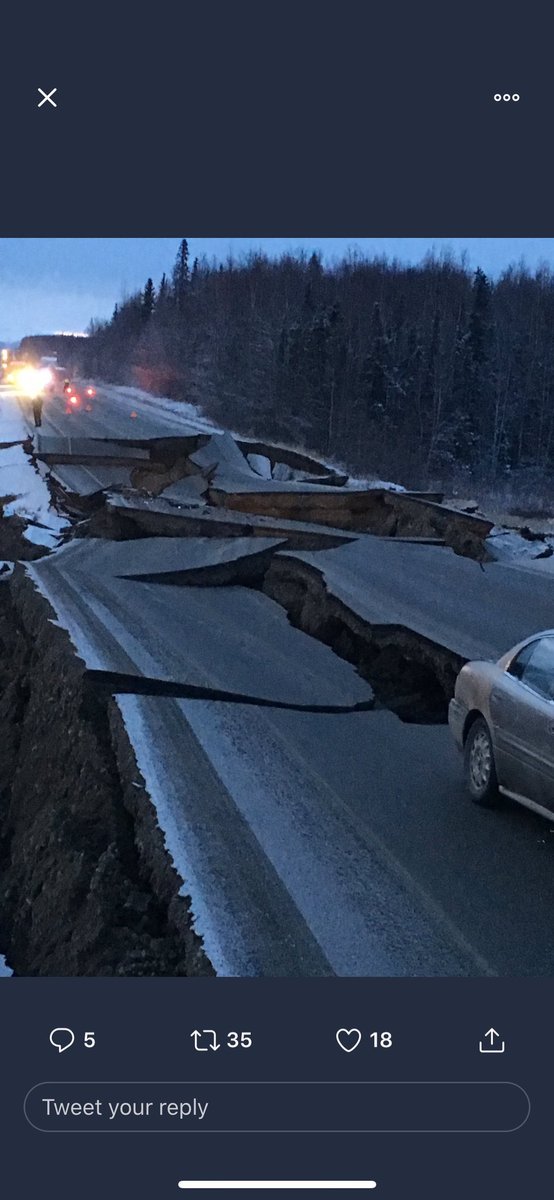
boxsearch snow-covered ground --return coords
[0,391,69,548]
[486,527,554,567]
[0,389,29,445]
[0,954,12,976]
[346,475,406,492]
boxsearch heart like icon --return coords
[336,1027,362,1053]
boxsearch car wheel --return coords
[464,717,499,806]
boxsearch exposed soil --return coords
[0,571,213,977]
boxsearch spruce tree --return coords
[172,239,190,311]
[142,278,156,322]
[468,267,492,370]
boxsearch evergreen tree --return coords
[172,239,190,311]
[468,268,492,370]
[141,278,156,322]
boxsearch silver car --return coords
[449,630,554,819]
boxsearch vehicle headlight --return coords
[16,367,42,398]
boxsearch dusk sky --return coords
[2,238,554,343]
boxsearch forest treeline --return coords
[77,241,554,489]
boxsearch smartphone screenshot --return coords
[1,7,552,1197]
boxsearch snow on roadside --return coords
[488,534,554,574]
[0,444,69,541]
[486,527,554,564]
[0,383,69,544]
[0,389,29,445]
[23,525,61,548]
[346,475,406,492]
[0,954,12,976]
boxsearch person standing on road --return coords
[32,395,43,427]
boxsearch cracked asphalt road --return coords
[7,381,554,978]
[27,534,554,978]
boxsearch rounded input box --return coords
[24,1081,530,1133]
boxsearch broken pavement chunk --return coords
[113,534,285,586]
[89,493,356,549]
[23,552,372,711]
[50,465,133,499]
[35,436,150,466]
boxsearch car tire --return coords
[464,717,499,806]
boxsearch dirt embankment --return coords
[0,570,213,977]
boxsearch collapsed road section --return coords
[3,387,554,978]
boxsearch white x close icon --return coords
[38,87,57,108]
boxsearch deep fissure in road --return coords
[261,556,462,723]
[83,507,461,723]
[97,533,461,724]
[84,496,463,724]
[0,571,213,977]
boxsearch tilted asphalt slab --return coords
[190,432,358,496]
[99,493,356,549]
[42,535,286,586]
[278,537,554,661]
[49,465,133,498]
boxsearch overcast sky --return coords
[2,238,554,342]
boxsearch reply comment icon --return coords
[49,1028,75,1054]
